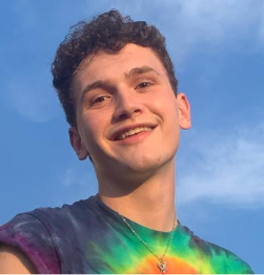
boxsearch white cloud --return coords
[60,166,96,188]
[60,168,88,187]
[56,165,98,205]
[156,0,264,65]
[172,0,261,39]
[259,15,264,44]
[177,124,264,208]
[86,0,264,65]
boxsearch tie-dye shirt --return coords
[0,195,253,274]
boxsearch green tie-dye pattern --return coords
[86,217,253,274]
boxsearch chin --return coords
[118,153,175,175]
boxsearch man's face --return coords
[70,43,191,179]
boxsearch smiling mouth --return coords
[115,126,153,141]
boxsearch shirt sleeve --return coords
[0,213,60,274]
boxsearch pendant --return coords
[157,260,166,274]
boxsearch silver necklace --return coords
[119,213,176,274]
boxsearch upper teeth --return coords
[119,127,152,140]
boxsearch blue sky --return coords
[0,0,263,272]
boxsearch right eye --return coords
[91,95,111,105]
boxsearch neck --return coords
[98,160,177,232]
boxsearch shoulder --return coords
[0,196,97,273]
[0,196,94,246]
[179,224,254,274]
[0,211,61,273]
[12,195,96,234]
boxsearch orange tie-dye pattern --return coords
[133,255,197,274]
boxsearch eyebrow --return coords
[124,66,160,79]
[80,66,160,103]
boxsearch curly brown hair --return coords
[52,9,178,127]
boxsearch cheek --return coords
[158,96,180,139]
[80,112,109,145]
[151,93,178,121]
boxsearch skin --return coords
[0,245,36,274]
[0,43,191,273]
[70,43,191,232]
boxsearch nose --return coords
[112,90,143,122]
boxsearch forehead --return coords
[72,44,168,96]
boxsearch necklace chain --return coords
[118,213,176,274]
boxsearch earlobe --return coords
[69,127,89,160]
[177,93,191,130]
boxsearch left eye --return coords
[136,81,152,89]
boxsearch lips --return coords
[110,124,156,141]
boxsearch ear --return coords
[69,127,89,160]
[177,93,191,130]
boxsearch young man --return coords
[0,10,253,274]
